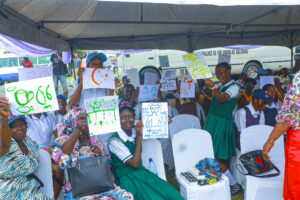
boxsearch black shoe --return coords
[230,183,241,196]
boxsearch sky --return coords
[99,0,300,5]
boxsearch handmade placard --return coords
[142,102,168,139]
[162,69,177,91]
[126,68,140,88]
[85,96,121,136]
[182,52,212,79]
[5,77,59,115]
[138,85,159,102]
[83,68,115,89]
[18,67,53,81]
[180,75,195,98]
[159,55,170,68]
[218,54,231,64]
[144,72,159,85]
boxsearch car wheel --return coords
[243,62,262,79]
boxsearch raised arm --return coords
[126,121,143,168]
[70,68,85,106]
[205,79,231,102]
[0,97,11,157]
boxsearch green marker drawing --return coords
[15,89,34,106]
[6,86,16,92]
[43,105,52,110]
[46,84,52,100]
[36,86,46,105]
[16,106,34,114]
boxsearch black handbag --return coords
[237,150,280,178]
[67,156,115,198]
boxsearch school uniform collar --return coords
[218,80,234,89]
[31,113,45,120]
[117,128,136,142]
[247,102,262,117]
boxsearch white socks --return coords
[224,169,237,186]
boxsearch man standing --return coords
[22,57,33,68]
[51,51,68,96]
[73,53,81,79]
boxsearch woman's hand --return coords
[204,78,216,88]
[78,68,85,83]
[0,97,10,118]
[263,140,274,160]
[91,146,102,156]
[135,121,143,138]
[168,116,172,125]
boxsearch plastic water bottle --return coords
[148,158,158,175]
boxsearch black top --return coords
[51,53,67,75]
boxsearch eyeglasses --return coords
[120,115,134,122]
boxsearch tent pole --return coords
[290,32,294,73]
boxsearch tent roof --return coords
[1,0,300,51]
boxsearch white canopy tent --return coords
[1,0,300,53]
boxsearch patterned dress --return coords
[0,137,51,200]
[51,136,133,200]
[276,72,300,200]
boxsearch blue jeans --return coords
[53,74,68,96]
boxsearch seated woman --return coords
[263,84,282,127]
[108,104,183,200]
[51,108,133,200]
[0,97,51,199]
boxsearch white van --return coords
[117,46,293,78]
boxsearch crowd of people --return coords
[0,51,299,200]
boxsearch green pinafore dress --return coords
[108,132,183,200]
[204,81,239,160]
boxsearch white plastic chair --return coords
[142,139,166,181]
[240,125,285,200]
[162,114,201,170]
[34,149,54,199]
[172,129,230,200]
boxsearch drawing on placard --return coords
[18,67,53,81]
[180,76,195,98]
[138,85,159,102]
[83,68,115,89]
[142,102,168,139]
[85,96,121,136]
[182,52,212,79]
[126,68,140,87]
[5,77,58,115]
[162,69,177,91]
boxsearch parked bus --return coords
[117,45,295,78]
[0,51,51,83]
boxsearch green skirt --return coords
[117,167,183,200]
[204,113,236,160]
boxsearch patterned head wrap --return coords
[57,107,84,137]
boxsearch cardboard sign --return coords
[180,75,195,98]
[182,52,212,79]
[85,96,121,136]
[18,67,53,81]
[218,54,231,64]
[5,77,59,115]
[126,68,140,88]
[162,69,177,91]
[159,55,170,68]
[142,102,168,139]
[83,68,115,89]
[144,72,159,85]
[138,85,159,102]
[260,76,275,89]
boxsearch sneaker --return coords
[230,183,241,196]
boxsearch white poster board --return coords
[5,77,59,115]
[144,72,159,85]
[180,75,195,98]
[218,54,231,64]
[161,69,177,91]
[85,96,121,136]
[138,85,159,102]
[126,68,140,88]
[18,67,53,81]
[260,76,275,89]
[142,102,168,139]
[182,52,213,79]
[159,55,170,68]
[83,68,115,89]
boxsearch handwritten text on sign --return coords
[126,68,140,88]
[144,72,159,85]
[180,75,195,98]
[18,67,53,81]
[83,68,115,89]
[142,102,168,139]
[5,77,59,115]
[138,85,159,102]
[162,69,177,91]
[85,96,121,136]
[182,52,212,79]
